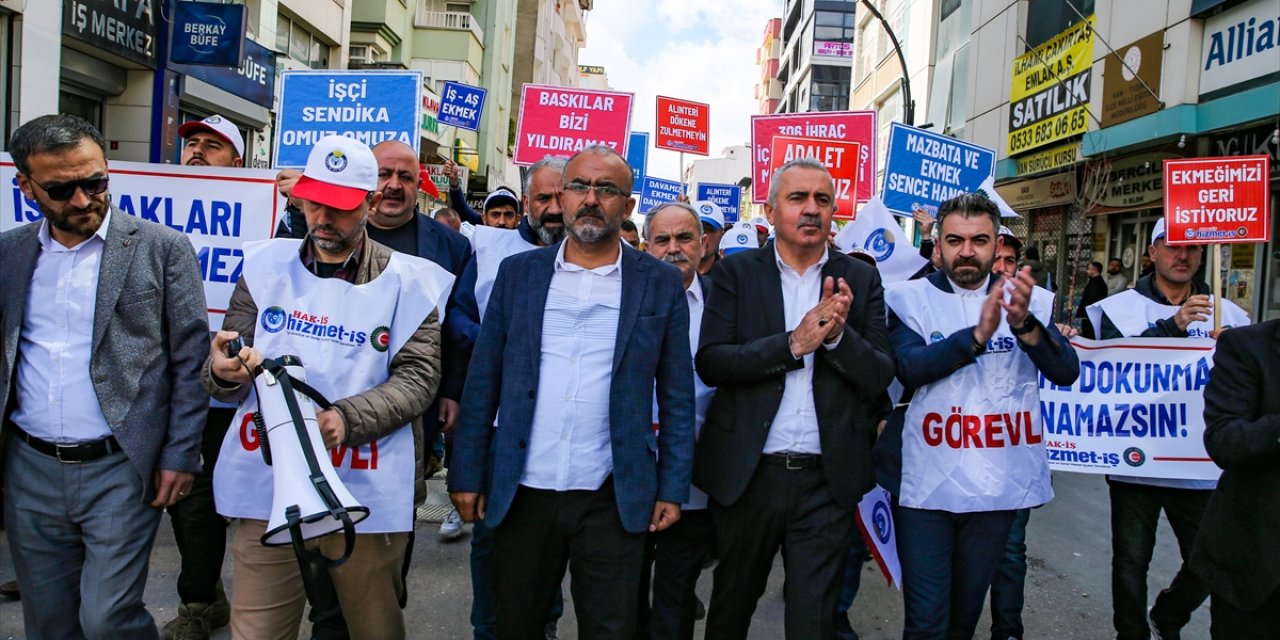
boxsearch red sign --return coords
[513,84,634,166]
[655,96,710,156]
[752,111,877,204]
[1163,156,1271,245]
[769,136,862,220]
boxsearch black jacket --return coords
[1190,319,1280,610]
[694,243,895,508]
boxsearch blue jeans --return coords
[988,507,1030,639]
[471,517,564,639]
[895,504,1016,640]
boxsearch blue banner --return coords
[438,81,486,131]
[274,70,423,168]
[627,132,649,186]
[171,37,276,109]
[171,2,245,66]
[881,122,996,217]
[638,176,684,213]
[695,182,741,223]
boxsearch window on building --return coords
[926,0,971,130]
[809,65,851,112]
[276,14,331,69]
[1026,0,1094,49]
[814,10,855,42]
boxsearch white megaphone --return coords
[250,355,368,559]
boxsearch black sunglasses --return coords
[29,176,110,201]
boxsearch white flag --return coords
[977,175,1020,217]
[856,485,902,590]
[835,196,928,283]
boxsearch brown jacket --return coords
[201,236,442,504]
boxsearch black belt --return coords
[761,453,822,470]
[7,421,121,463]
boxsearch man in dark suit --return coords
[449,144,695,638]
[695,158,895,639]
[1191,318,1280,638]
[0,114,209,638]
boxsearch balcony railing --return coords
[415,10,485,44]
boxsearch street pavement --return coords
[0,471,1208,639]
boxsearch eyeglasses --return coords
[29,176,110,201]
[561,182,629,200]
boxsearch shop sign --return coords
[815,41,853,57]
[1016,141,1082,176]
[170,2,245,67]
[1100,31,1164,128]
[1008,16,1095,155]
[171,38,277,110]
[1199,0,1280,95]
[995,173,1077,211]
[1089,153,1176,209]
[64,0,156,68]
[421,86,441,136]
[1211,123,1280,181]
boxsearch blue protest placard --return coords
[639,177,684,213]
[274,70,423,168]
[171,2,246,66]
[438,81,486,131]
[627,132,649,186]
[881,122,995,217]
[695,182,742,223]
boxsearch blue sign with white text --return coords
[639,176,684,214]
[627,132,649,186]
[881,122,995,217]
[171,3,246,67]
[274,70,423,168]
[438,81,486,131]
[696,182,741,223]
[171,37,276,109]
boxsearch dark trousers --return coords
[894,504,1017,640]
[1210,587,1280,640]
[837,531,871,614]
[471,516,564,640]
[493,478,645,640]
[643,508,715,640]
[1108,481,1211,640]
[988,507,1031,640]
[166,407,233,605]
[705,461,856,640]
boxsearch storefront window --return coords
[59,90,104,133]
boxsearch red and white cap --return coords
[292,135,378,210]
[177,115,245,157]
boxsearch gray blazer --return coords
[0,208,210,499]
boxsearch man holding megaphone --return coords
[201,135,454,640]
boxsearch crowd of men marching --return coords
[0,111,1275,640]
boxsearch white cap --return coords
[178,115,245,158]
[1150,218,1167,244]
[291,135,378,210]
[720,220,759,255]
[749,216,770,233]
[693,200,725,230]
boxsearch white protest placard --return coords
[1,154,281,329]
[1039,338,1221,481]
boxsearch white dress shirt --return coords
[763,246,836,455]
[521,242,623,491]
[12,212,114,443]
[652,276,713,509]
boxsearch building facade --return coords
[777,0,858,114]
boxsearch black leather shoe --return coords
[0,579,19,600]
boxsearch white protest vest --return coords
[1087,290,1249,339]
[214,239,454,533]
[886,279,1055,512]
[472,225,538,319]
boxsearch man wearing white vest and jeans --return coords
[1087,219,1249,640]
[201,135,454,639]
[880,192,1079,638]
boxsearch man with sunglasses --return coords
[449,144,695,638]
[0,114,210,638]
